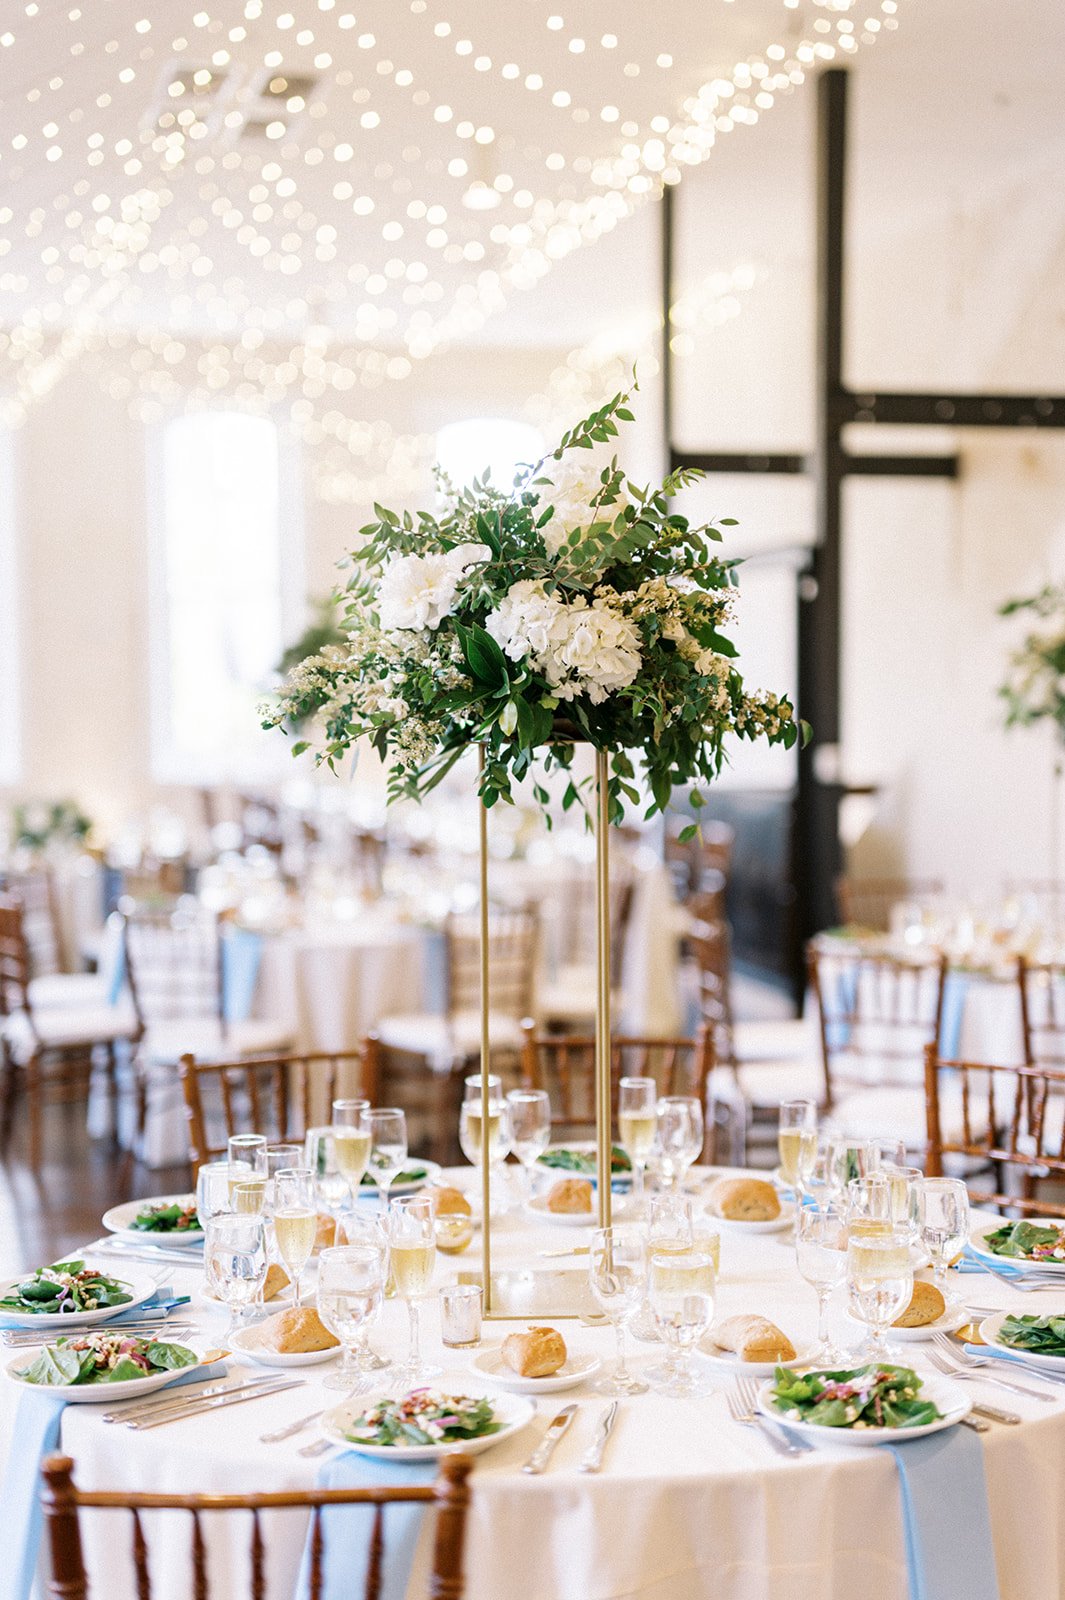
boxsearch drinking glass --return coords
[317,1245,386,1395]
[778,1100,817,1203]
[796,1201,848,1361]
[336,1211,392,1374]
[230,1179,266,1217]
[204,1213,267,1340]
[305,1127,349,1217]
[845,1173,893,1231]
[332,1098,372,1205]
[589,1225,648,1396]
[618,1077,658,1207]
[505,1088,551,1202]
[227,1133,267,1177]
[881,1164,923,1246]
[648,1249,715,1397]
[823,1133,878,1204]
[918,1177,970,1297]
[273,1166,317,1308]
[367,1109,409,1213]
[635,1194,693,1362]
[846,1224,913,1360]
[264,1144,303,1212]
[388,1194,440,1384]
[459,1076,511,1210]
[653,1096,704,1191]
[196,1160,234,1226]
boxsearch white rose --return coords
[377,552,462,632]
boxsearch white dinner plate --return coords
[230,1324,339,1368]
[967,1222,1065,1273]
[355,1161,442,1200]
[757,1370,970,1445]
[698,1337,818,1377]
[469,1344,601,1393]
[705,1200,795,1235]
[978,1311,1065,1370]
[537,1144,633,1190]
[321,1387,535,1460]
[5,1345,203,1403]
[102,1196,204,1247]
[524,1195,597,1228]
[0,1267,158,1330]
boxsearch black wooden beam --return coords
[845,452,960,478]
[841,391,1065,428]
[671,448,959,479]
[670,449,806,475]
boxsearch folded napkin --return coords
[962,1341,1065,1378]
[0,1360,226,1600]
[298,1452,436,1600]
[887,1426,1001,1600]
[0,1285,189,1332]
[938,971,970,1060]
[221,926,263,1024]
[955,1247,1027,1277]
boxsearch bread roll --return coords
[546,1178,593,1215]
[893,1279,946,1329]
[262,1263,290,1302]
[708,1177,781,1223]
[430,1185,473,1218]
[261,1307,339,1354]
[501,1326,568,1378]
[311,1212,337,1255]
[711,1314,796,1363]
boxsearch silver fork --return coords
[725,1377,808,1457]
[968,1259,1065,1292]
[260,1409,325,1443]
[926,1345,1056,1403]
[931,1329,1065,1386]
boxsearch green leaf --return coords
[24,1345,81,1386]
[146,1341,198,1371]
[455,622,509,689]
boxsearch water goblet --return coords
[846,1223,913,1360]
[589,1225,648,1396]
[918,1177,970,1298]
[273,1166,317,1308]
[367,1109,408,1214]
[505,1088,551,1203]
[204,1213,267,1340]
[647,1249,715,1397]
[795,1201,848,1362]
[387,1194,440,1384]
[196,1160,234,1226]
[336,1210,392,1374]
[305,1126,349,1224]
[316,1245,386,1395]
[653,1096,704,1192]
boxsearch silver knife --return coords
[521,1404,578,1474]
[105,1375,295,1424]
[128,1378,304,1430]
[971,1401,1021,1425]
[578,1401,618,1473]
[960,1414,990,1433]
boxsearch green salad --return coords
[538,1146,631,1176]
[346,1390,501,1447]
[359,1166,427,1188]
[981,1220,1065,1263]
[19,1332,198,1387]
[998,1314,1065,1358]
[770,1365,943,1430]
[129,1200,200,1234]
[0,1261,133,1316]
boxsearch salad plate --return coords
[968,1219,1065,1272]
[0,1263,157,1329]
[707,1201,795,1235]
[758,1364,969,1446]
[229,1324,339,1369]
[698,1337,818,1377]
[102,1196,203,1246]
[978,1311,1065,1370]
[6,1332,201,1403]
[321,1386,534,1460]
[356,1161,441,1200]
[469,1344,600,1393]
[537,1144,632,1190]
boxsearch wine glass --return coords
[317,1244,387,1394]
[204,1213,267,1340]
[647,1249,715,1397]
[882,1165,923,1246]
[367,1109,408,1214]
[846,1224,913,1360]
[459,1076,511,1210]
[387,1194,440,1384]
[230,1179,266,1217]
[305,1127,349,1219]
[618,1076,657,1208]
[795,1201,848,1361]
[822,1133,878,1204]
[273,1166,317,1308]
[505,1088,551,1202]
[332,1098,372,1205]
[653,1096,704,1192]
[778,1100,817,1205]
[918,1177,970,1298]
[589,1225,648,1396]
[635,1194,693,1362]
[263,1143,303,1212]
[336,1211,392,1374]
[196,1160,234,1226]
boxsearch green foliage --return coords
[999,583,1065,744]
[12,799,92,852]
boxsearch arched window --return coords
[436,417,543,493]
[149,411,301,782]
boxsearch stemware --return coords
[505,1088,552,1202]
[316,1245,386,1395]
[332,1098,372,1205]
[589,1225,648,1396]
[273,1166,318,1308]
[336,1211,392,1374]
[634,1194,693,1361]
[196,1160,234,1227]
[846,1224,913,1360]
[778,1100,818,1204]
[227,1133,268,1212]
[204,1213,267,1340]
[647,1249,715,1397]
[230,1179,267,1217]
[618,1077,658,1207]
[918,1177,970,1298]
[653,1096,704,1192]
[459,1075,511,1209]
[305,1126,350,1217]
[822,1133,878,1204]
[367,1108,409,1214]
[795,1201,848,1361]
[263,1143,303,1212]
[388,1194,440,1384]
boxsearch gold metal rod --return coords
[478,746,492,1313]
[595,749,612,1231]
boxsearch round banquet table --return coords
[6,1173,1065,1600]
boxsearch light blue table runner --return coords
[298,1451,436,1600]
[888,1425,1001,1600]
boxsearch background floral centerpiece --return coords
[999,583,1065,743]
[264,389,805,828]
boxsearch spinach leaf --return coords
[146,1341,197,1371]
[23,1345,81,1386]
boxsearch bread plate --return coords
[757,1370,970,1446]
[698,1337,818,1377]
[469,1343,600,1393]
[0,1268,158,1330]
[879,1304,970,1344]
[230,1323,339,1368]
[101,1196,204,1247]
[320,1386,534,1460]
[5,1344,204,1404]
[705,1200,795,1235]
[524,1195,597,1228]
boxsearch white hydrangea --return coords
[486,583,642,705]
[536,455,606,556]
[376,544,491,633]
[485,580,568,662]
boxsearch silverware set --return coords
[102,1374,307,1430]
[724,1375,811,1457]
[89,1241,204,1268]
[968,1258,1065,1292]
[518,1401,617,1474]
[930,1330,1065,1397]
[2,1321,198,1349]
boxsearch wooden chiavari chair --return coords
[834,876,944,934]
[1019,955,1065,1070]
[41,1451,472,1600]
[538,872,633,1032]
[179,1043,382,1176]
[924,1045,1065,1213]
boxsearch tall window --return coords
[150,412,300,783]
[0,427,20,786]
[436,417,543,492]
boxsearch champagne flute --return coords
[918,1177,970,1298]
[589,1225,648,1396]
[367,1109,408,1214]
[196,1160,234,1226]
[273,1166,317,1309]
[227,1133,268,1212]
[204,1213,267,1340]
[618,1077,657,1208]
[846,1224,913,1360]
[332,1098,372,1205]
[796,1201,848,1361]
[778,1100,817,1205]
[264,1143,303,1213]
[388,1194,440,1384]
[505,1088,551,1203]
[230,1179,266,1217]
[653,1096,704,1192]
[305,1126,349,1221]
[647,1249,715,1397]
[317,1244,386,1394]
[459,1075,511,1211]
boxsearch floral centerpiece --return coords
[999,584,1065,742]
[264,389,805,825]
[11,799,92,853]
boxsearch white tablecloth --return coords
[5,1174,1065,1600]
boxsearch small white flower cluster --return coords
[486,580,642,705]
[536,455,608,556]
[376,542,491,632]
